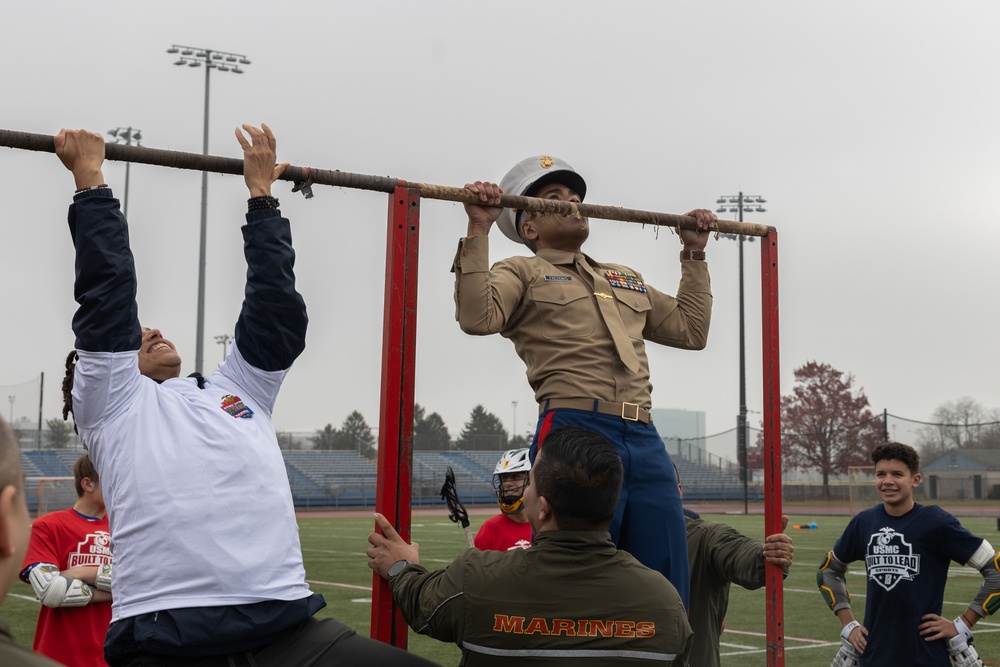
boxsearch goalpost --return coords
[848,466,878,516]
[36,477,76,517]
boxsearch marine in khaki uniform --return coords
[368,426,693,666]
[452,155,716,606]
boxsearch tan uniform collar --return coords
[535,247,595,266]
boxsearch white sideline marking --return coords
[787,586,1000,618]
[351,597,372,603]
[722,628,830,644]
[722,641,839,657]
[849,567,984,579]
[305,578,370,591]
[719,641,757,649]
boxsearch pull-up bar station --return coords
[0,129,785,666]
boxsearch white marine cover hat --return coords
[495,155,587,244]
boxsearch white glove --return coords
[831,638,860,667]
[28,564,93,608]
[950,617,973,648]
[831,622,861,667]
[95,563,112,592]
[948,617,984,667]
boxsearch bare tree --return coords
[916,398,1000,456]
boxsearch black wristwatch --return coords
[388,559,417,581]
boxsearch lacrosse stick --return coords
[440,466,474,548]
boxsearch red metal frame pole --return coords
[761,229,784,667]
[371,183,421,647]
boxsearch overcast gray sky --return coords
[2,1,999,460]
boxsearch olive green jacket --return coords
[0,618,63,666]
[392,530,692,666]
[686,517,767,667]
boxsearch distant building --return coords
[653,408,708,461]
[652,408,705,442]
[922,448,1000,500]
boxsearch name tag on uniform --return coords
[605,270,647,293]
[544,275,572,282]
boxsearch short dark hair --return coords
[533,426,623,531]
[871,442,920,475]
[73,454,99,498]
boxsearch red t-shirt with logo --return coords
[474,513,533,551]
[20,508,113,667]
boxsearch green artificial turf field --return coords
[5,513,998,666]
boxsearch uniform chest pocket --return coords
[529,282,596,339]
[614,289,653,340]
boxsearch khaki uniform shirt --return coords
[452,235,712,407]
[686,517,767,667]
[392,531,692,666]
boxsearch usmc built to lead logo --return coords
[67,531,112,568]
[221,394,254,419]
[866,527,920,591]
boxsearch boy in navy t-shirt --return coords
[818,442,999,666]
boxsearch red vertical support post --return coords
[371,183,421,648]
[761,228,784,667]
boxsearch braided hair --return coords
[62,349,78,432]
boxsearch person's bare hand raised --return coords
[235,123,289,198]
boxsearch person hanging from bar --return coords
[56,125,436,667]
[451,155,716,608]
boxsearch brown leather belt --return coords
[539,399,652,424]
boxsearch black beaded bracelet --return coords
[247,195,279,211]
[75,184,109,194]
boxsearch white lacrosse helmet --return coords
[492,448,531,514]
[495,155,588,245]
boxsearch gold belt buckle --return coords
[621,402,640,421]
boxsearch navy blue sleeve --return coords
[931,507,983,564]
[234,209,308,371]
[68,189,142,352]
[833,514,863,563]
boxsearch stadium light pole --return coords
[511,401,517,443]
[214,333,232,362]
[716,192,766,515]
[106,127,142,217]
[167,44,250,374]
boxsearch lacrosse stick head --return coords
[440,466,470,529]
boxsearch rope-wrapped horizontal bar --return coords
[0,129,769,236]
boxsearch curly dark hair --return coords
[61,350,79,433]
[871,441,920,475]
